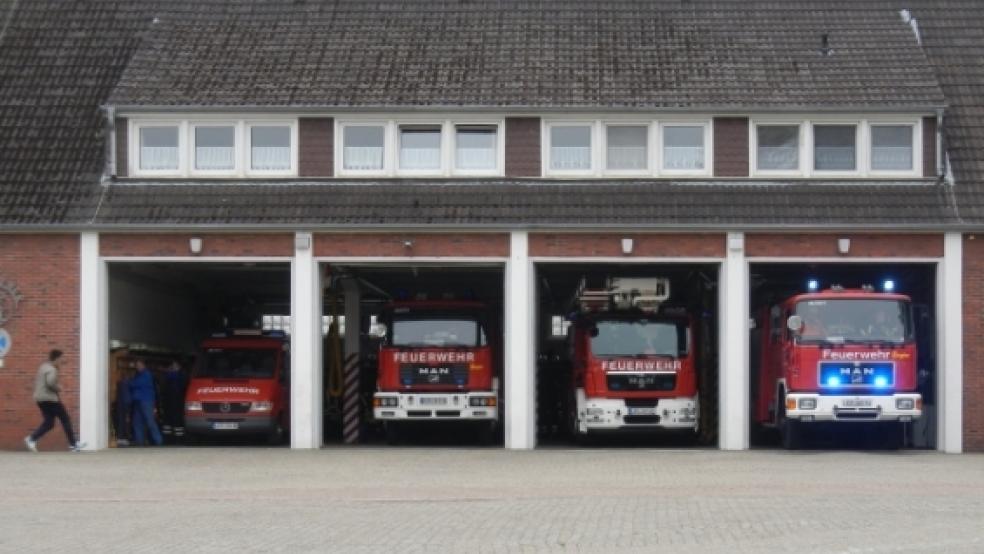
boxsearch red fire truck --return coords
[568,277,699,438]
[184,330,290,444]
[372,299,499,442]
[755,282,921,448]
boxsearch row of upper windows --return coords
[124,117,928,179]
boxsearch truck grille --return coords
[400,364,470,386]
[607,373,676,392]
[202,402,251,414]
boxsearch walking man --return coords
[24,349,84,452]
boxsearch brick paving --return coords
[1,447,982,553]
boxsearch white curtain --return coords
[195,147,235,170]
[456,147,496,170]
[251,146,291,170]
[815,147,855,170]
[758,147,798,170]
[551,146,591,170]
[400,147,440,170]
[871,147,912,170]
[606,146,646,170]
[344,147,384,170]
[140,147,178,170]
[663,147,704,170]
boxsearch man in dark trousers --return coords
[129,360,163,446]
[24,349,85,452]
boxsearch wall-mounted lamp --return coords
[728,234,744,253]
[837,237,851,255]
[294,233,311,251]
[189,237,203,255]
[621,237,634,255]
[403,239,414,249]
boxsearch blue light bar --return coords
[874,376,889,388]
[807,279,820,292]
[826,376,841,387]
[882,279,895,292]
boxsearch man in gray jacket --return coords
[24,349,84,452]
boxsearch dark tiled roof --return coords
[89,180,959,228]
[109,0,944,110]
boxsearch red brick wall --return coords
[745,233,944,258]
[0,235,80,451]
[505,117,541,177]
[100,234,294,257]
[529,233,726,257]
[923,116,937,178]
[314,233,510,257]
[963,235,984,451]
[115,118,127,178]
[713,117,749,177]
[299,117,334,177]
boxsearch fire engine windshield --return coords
[198,348,278,379]
[794,299,912,343]
[390,314,488,347]
[590,319,688,357]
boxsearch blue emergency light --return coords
[826,376,841,387]
[874,376,889,388]
[807,279,820,292]
[882,279,895,292]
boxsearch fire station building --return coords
[1,0,983,452]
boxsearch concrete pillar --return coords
[504,231,536,449]
[79,232,109,450]
[719,232,750,450]
[290,232,322,449]
[938,233,963,453]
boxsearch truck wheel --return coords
[478,423,496,446]
[780,417,800,450]
[878,422,905,450]
[266,417,286,446]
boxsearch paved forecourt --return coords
[1,448,982,553]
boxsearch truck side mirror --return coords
[370,323,387,338]
[786,315,803,333]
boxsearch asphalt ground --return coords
[1,446,982,553]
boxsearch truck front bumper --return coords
[577,391,698,433]
[184,414,278,435]
[785,393,921,422]
[373,392,499,421]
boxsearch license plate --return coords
[212,422,239,430]
[842,398,873,408]
[627,407,658,416]
[419,397,448,405]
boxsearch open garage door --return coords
[535,263,719,447]
[749,262,937,449]
[108,262,291,447]
[320,263,505,447]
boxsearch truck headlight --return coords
[185,401,202,411]
[798,398,817,410]
[250,401,273,412]
[469,397,497,407]
[586,407,604,416]
[374,397,399,407]
[896,398,915,410]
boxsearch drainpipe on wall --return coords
[101,105,116,186]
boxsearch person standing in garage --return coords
[129,360,163,446]
[24,349,85,452]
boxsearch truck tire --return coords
[878,422,905,450]
[384,422,401,446]
[478,422,496,446]
[780,417,801,450]
[266,416,286,446]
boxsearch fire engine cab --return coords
[756,281,922,448]
[568,277,699,438]
[184,330,290,444]
[372,299,499,442]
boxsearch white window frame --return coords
[658,120,713,177]
[335,117,504,177]
[543,120,596,177]
[809,119,863,177]
[189,121,241,177]
[602,121,654,176]
[452,122,505,177]
[336,120,391,177]
[245,120,299,177]
[749,120,806,178]
[129,120,186,177]
[867,117,922,178]
[128,116,299,178]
